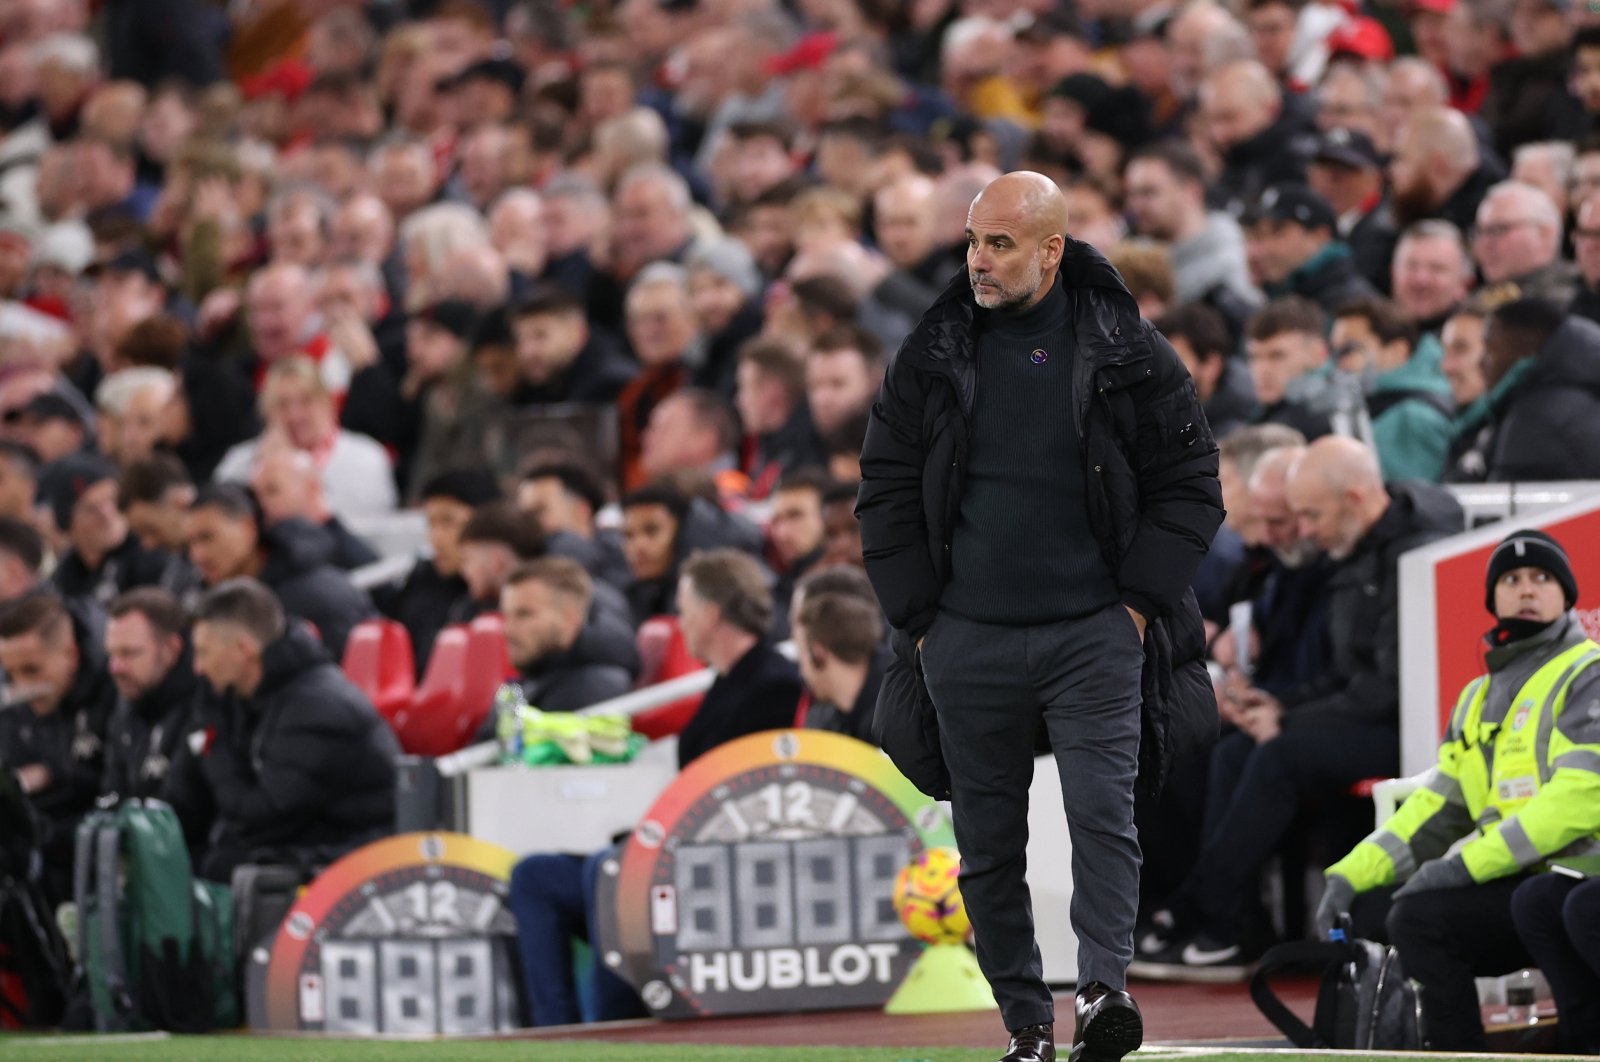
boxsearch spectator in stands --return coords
[794,584,888,743]
[1388,106,1502,233]
[494,557,638,719]
[99,589,204,830]
[117,453,195,564]
[0,518,45,605]
[10,392,90,465]
[617,263,701,490]
[767,469,829,639]
[374,469,498,675]
[1567,191,1600,323]
[735,335,826,500]
[1514,871,1600,1054]
[1481,0,1584,153]
[607,162,701,289]
[684,238,765,398]
[1472,181,1579,306]
[1305,128,1397,294]
[187,577,398,883]
[403,298,509,500]
[185,483,374,658]
[1109,242,1175,320]
[507,548,800,1026]
[620,485,690,625]
[518,457,628,591]
[637,389,747,499]
[805,326,884,440]
[242,262,352,401]
[1244,297,1335,440]
[509,286,636,405]
[1124,140,1261,340]
[42,452,172,609]
[0,594,116,904]
[1447,297,1600,481]
[214,356,397,520]
[249,443,378,572]
[821,480,865,569]
[1390,221,1476,335]
[1153,303,1253,439]
[94,367,177,468]
[1318,529,1599,1051]
[1439,302,1491,412]
[1199,60,1312,216]
[1243,186,1378,316]
[0,441,39,522]
[454,500,547,623]
[1328,297,1455,481]
[1132,437,1462,979]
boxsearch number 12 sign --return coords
[594,730,957,1018]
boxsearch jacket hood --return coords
[1374,332,1452,397]
[255,623,333,700]
[537,613,641,679]
[1379,480,1466,541]
[1532,315,1600,390]
[260,518,338,583]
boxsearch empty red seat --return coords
[631,616,705,740]
[455,613,512,748]
[341,619,415,723]
[392,625,470,756]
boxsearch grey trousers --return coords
[920,602,1145,1031]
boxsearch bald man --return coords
[1131,436,1463,980]
[1199,60,1312,217]
[1388,106,1499,233]
[860,172,1224,1062]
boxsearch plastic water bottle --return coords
[1505,968,1538,1026]
[493,683,527,764]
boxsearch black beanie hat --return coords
[1485,528,1578,614]
[37,452,118,531]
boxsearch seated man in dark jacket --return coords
[492,556,638,724]
[188,578,399,883]
[508,548,802,1027]
[185,483,375,659]
[793,583,888,743]
[43,453,174,611]
[510,285,638,404]
[519,455,630,591]
[1132,437,1463,979]
[0,594,117,906]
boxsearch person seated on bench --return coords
[507,548,802,1026]
[1316,529,1600,1051]
[1513,868,1600,1054]
[472,557,638,741]
[0,594,117,906]
[792,574,889,742]
[187,578,399,883]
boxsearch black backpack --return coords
[1250,934,1425,1051]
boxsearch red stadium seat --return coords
[631,616,704,740]
[341,619,415,724]
[455,613,512,748]
[392,625,470,757]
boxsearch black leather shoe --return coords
[999,1022,1055,1062]
[1069,982,1143,1062]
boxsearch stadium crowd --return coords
[1,0,1599,1051]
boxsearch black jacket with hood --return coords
[1448,315,1600,483]
[857,243,1225,800]
[196,623,399,882]
[258,518,377,660]
[101,645,204,803]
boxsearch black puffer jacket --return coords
[101,646,203,802]
[196,624,399,882]
[858,243,1225,800]
[1448,315,1600,483]
[259,518,376,660]
[1280,482,1463,729]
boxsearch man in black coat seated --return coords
[0,594,118,906]
[100,588,203,803]
[508,547,802,1027]
[43,453,173,611]
[793,581,888,743]
[185,483,375,659]
[519,456,631,591]
[474,557,638,739]
[188,578,399,884]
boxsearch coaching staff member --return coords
[858,171,1223,1062]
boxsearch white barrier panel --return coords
[1398,494,1600,776]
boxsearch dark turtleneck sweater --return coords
[941,275,1119,625]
